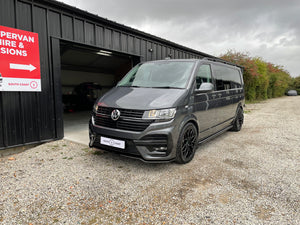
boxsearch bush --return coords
[289,76,300,94]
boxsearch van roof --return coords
[145,57,243,70]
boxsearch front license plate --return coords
[100,136,125,149]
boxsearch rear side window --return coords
[195,64,212,89]
[212,64,242,90]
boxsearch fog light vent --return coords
[153,146,167,151]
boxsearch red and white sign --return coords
[0,25,41,92]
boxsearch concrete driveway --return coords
[63,111,90,145]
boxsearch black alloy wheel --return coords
[231,107,244,131]
[176,123,198,164]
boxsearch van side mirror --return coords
[198,82,214,92]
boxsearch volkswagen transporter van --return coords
[89,58,245,163]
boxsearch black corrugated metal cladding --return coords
[1,0,56,149]
[0,0,214,150]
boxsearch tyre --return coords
[231,107,244,132]
[176,123,198,164]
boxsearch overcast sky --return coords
[61,0,300,77]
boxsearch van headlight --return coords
[143,108,176,120]
[93,102,99,112]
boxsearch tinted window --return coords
[118,61,195,89]
[195,64,212,89]
[229,69,242,89]
[212,64,242,90]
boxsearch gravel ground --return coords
[0,96,299,224]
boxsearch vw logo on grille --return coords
[111,109,121,121]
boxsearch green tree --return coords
[254,58,269,100]
[267,63,292,97]
[292,76,300,94]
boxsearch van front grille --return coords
[95,107,152,132]
[97,107,144,118]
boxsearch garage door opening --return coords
[60,42,140,145]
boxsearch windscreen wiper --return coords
[119,85,141,88]
[128,85,153,88]
[152,86,182,89]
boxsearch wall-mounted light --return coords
[148,48,153,52]
[97,50,112,56]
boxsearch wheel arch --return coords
[234,102,244,119]
[237,102,244,110]
[176,117,199,164]
[179,114,199,136]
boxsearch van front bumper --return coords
[88,118,179,162]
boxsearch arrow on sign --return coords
[10,63,36,72]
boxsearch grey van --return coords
[89,58,244,163]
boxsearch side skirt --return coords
[198,125,233,145]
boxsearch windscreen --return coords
[117,61,195,89]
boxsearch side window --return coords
[229,69,242,89]
[213,64,225,91]
[212,64,242,90]
[196,64,212,89]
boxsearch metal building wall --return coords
[0,0,215,150]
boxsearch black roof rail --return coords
[201,57,242,68]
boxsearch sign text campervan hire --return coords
[0,25,41,92]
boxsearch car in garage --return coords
[63,82,102,112]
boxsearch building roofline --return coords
[33,0,216,58]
